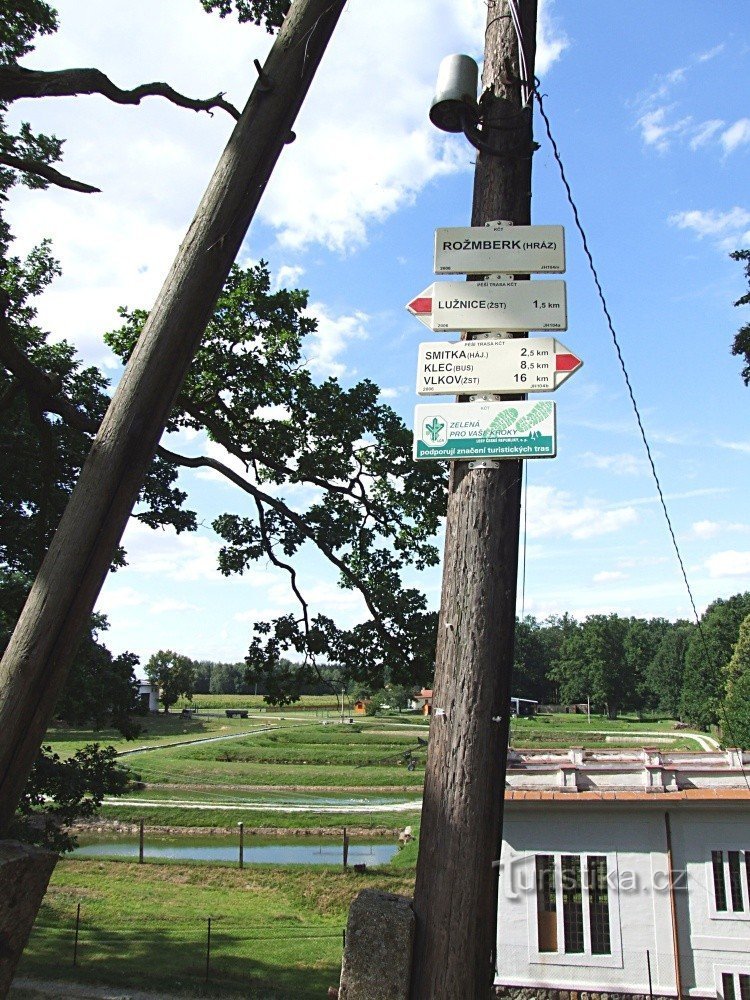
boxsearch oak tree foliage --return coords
[723,612,750,750]
[680,592,750,729]
[0,0,318,837]
[107,261,446,696]
[2,2,445,712]
[730,249,750,386]
[146,650,197,713]
[199,0,291,31]
[10,743,132,852]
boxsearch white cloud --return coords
[525,486,637,541]
[668,207,750,250]
[536,0,569,73]
[719,440,750,455]
[593,571,627,583]
[697,44,725,63]
[690,119,724,150]
[112,520,223,582]
[619,487,729,508]
[97,586,145,613]
[692,519,721,540]
[692,520,749,540]
[704,551,750,579]
[258,0,568,252]
[150,599,201,614]
[721,118,750,156]
[303,304,369,378]
[633,45,739,158]
[274,265,306,290]
[637,106,691,152]
[580,451,645,476]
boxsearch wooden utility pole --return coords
[0,0,346,834]
[411,3,538,998]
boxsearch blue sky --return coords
[5,1,749,669]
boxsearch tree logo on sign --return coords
[423,415,447,446]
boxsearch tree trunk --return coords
[0,0,346,836]
[410,4,538,998]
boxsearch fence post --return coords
[205,917,211,983]
[342,827,349,870]
[72,903,81,967]
[139,818,145,864]
[238,822,244,869]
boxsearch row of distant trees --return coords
[144,651,347,711]
[143,590,750,740]
[513,592,750,734]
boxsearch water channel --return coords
[73,834,400,867]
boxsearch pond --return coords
[72,833,400,867]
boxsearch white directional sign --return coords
[434,224,565,275]
[414,400,557,461]
[407,280,567,332]
[416,337,582,395]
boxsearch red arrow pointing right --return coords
[408,296,432,315]
[555,352,581,372]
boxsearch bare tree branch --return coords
[0,65,241,120]
[0,152,101,193]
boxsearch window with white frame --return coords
[534,853,611,956]
[711,850,750,915]
[720,971,750,1000]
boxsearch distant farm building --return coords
[137,680,159,713]
[510,696,538,717]
[411,689,433,715]
[353,699,369,716]
[410,691,537,717]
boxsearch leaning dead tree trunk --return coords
[0,0,346,835]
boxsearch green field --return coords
[44,713,270,758]
[15,856,416,999]
[176,693,343,711]
[39,712,709,837]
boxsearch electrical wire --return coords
[530,83,750,792]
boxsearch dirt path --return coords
[10,978,224,1000]
[116,724,280,757]
[596,729,720,751]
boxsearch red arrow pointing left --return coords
[408,296,432,315]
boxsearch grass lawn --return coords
[43,713,272,758]
[16,856,416,999]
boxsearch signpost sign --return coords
[413,400,556,461]
[407,279,567,332]
[434,224,565,274]
[416,336,581,395]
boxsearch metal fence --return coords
[21,905,346,996]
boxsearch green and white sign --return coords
[413,400,557,461]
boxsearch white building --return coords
[496,749,750,999]
[137,679,160,713]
